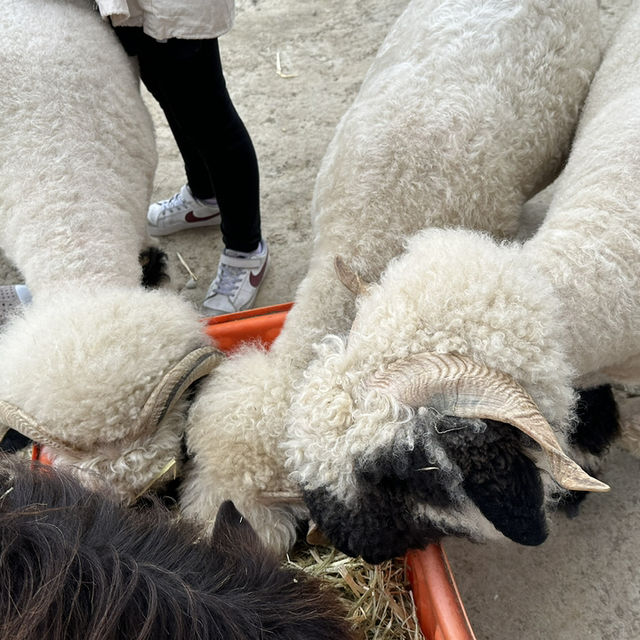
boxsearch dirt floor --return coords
[2,0,639,638]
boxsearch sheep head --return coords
[286,229,610,563]
[294,351,608,563]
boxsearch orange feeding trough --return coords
[32,301,475,639]
[204,301,293,351]
[407,546,476,640]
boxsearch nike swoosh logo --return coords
[185,211,220,223]
[249,258,268,287]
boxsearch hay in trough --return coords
[288,543,425,640]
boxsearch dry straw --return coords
[288,543,424,640]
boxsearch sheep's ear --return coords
[334,255,372,296]
[444,419,548,546]
[212,500,263,552]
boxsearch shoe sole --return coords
[147,216,222,237]
[0,285,30,326]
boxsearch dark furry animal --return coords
[0,458,358,640]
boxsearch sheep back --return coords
[0,0,156,294]
[524,0,640,381]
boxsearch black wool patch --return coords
[437,418,547,546]
[303,485,447,564]
[0,429,31,453]
[560,385,618,517]
[302,416,473,564]
[570,384,619,456]
[139,246,170,288]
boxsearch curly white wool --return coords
[0,0,210,500]
[182,0,602,553]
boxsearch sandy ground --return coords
[1,0,639,638]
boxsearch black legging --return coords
[115,28,261,253]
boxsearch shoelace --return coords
[163,191,190,214]
[210,262,244,296]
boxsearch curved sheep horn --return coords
[0,401,77,451]
[0,346,223,454]
[368,352,609,493]
[135,345,224,440]
[0,401,52,446]
[334,256,371,296]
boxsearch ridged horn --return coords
[368,352,609,493]
[0,401,55,446]
[334,255,371,296]
[134,345,224,441]
[0,346,224,455]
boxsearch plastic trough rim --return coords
[32,301,475,640]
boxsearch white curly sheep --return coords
[181,0,602,554]
[0,0,220,501]
[288,0,640,562]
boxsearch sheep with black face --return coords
[287,0,640,562]
[181,0,603,555]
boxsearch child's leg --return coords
[136,36,261,253]
[113,27,215,201]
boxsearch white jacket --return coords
[96,0,235,40]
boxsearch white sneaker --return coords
[0,285,31,326]
[201,240,269,316]
[147,184,221,237]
